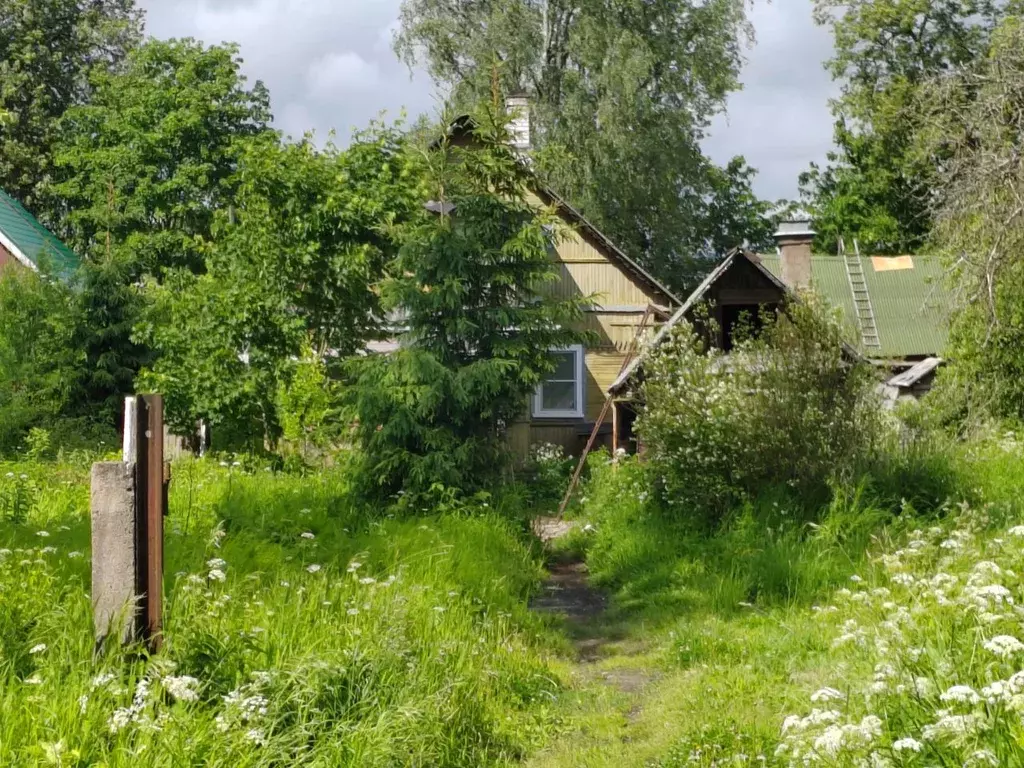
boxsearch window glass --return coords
[542,381,576,412]
[534,347,582,417]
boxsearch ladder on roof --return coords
[842,239,882,350]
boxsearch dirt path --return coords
[529,516,656,681]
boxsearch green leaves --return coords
[139,124,422,446]
[0,0,142,209]
[802,0,1006,254]
[349,102,592,499]
[395,0,775,293]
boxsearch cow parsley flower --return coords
[983,635,1024,658]
[29,643,46,654]
[163,675,200,703]
[892,737,922,753]
[940,685,980,704]
[300,532,315,540]
[306,563,321,573]
[810,687,846,703]
[208,568,226,583]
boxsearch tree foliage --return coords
[0,0,142,208]
[349,103,591,499]
[395,0,773,291]
[52,37,273,275]
[924,16,1024,424]
[34,38,275,429]
[139,127,422,446]
[0,269,85,451]
[801,0,1007,253]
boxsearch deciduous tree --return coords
[395,0,772,291]
[139,127,422,447]
[801,0,1006,253]
[0,0,142,208]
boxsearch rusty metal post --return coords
[135,394,165,651]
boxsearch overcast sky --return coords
[138,0,838,202]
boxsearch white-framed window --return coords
[532,345,585,419]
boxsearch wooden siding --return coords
[510,190,670,457]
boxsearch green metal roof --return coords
[0,188,80,277]
[758,253,950,359]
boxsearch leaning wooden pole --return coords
[555,307,654,517]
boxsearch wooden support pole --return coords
[136,394,165,651]
[555,307,654,517]
[611,401,620,456]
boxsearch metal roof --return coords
[0,188,80,277]
[757,254,949,359]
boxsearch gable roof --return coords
[434,115,680,308]
[608,248,870,395]
[756,253,948,360]
[0,188,80,277]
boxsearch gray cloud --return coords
[703,1,840,201]
[138,0,836,199]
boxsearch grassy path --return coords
[527,518,674,767]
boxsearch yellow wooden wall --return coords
[513,191,668,457]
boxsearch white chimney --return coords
[506,94,530,151]
[773,216,815,290]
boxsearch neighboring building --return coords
[610,219,950,424]
[0,187,80,277]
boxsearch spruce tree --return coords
[350,101,591,500]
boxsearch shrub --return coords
[636,296,883,527]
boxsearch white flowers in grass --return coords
[28,643,46,654]
[921,713,981,741]
[810,687,845,703]
[306,564,321,573]
[939,684,980,704]
[162,675,200,703]
[300,531,315,540]
[983,634,1024,658]
[892,736,922,753]
[208,568,226,583]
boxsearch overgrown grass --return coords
[531,437,1024,767]
[0,458,561,766]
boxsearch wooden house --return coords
[610,218,950,423]
[0,187,80,277]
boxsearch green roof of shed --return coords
[758,253,950,359]
[0,188,80,277]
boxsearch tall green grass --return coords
[0,458,560,766]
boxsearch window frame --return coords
[532,344,585,419]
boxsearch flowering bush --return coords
[637,297,882,526]
[521,442,575,505]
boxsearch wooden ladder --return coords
[843,239,882,350]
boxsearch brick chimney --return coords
[506,94,530,151]
[774,216,815,290]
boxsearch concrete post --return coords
[91,461,140,645]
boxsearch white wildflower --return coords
[306,564,321,573]
[208,568,226,582]
[163,675,200,702]
[35,531,49,538]
[891,737,922,753]
[940,685,980,704]
[810,687,846,703]
[984,635,1024,658]
[300,532,315,540]
[29,643,46,654]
